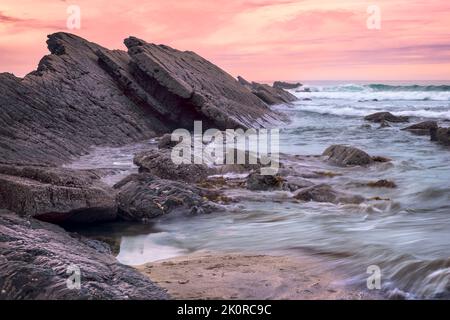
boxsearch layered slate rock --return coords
[114,174,219,222]
[0,212,168,299]
[0,32,281,166]
[237,76,297,105]
[0,165,117,224]
[123,37,281,130]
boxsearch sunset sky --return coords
[1,0,449,81]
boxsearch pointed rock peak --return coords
[46,32,106,56]
[124,36,147,49]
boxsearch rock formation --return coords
[0,33,285,166]
[322,145,373,166]
[0,211,169,300]
[0,165,117,224]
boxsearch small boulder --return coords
[157,133,179,149]
[364,112,409,123]
[402,121,438,135]
[293,184,364,204]
[114,174,219,222]
[134,149,211,183]
[322,145,373,166]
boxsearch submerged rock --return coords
[114,174,219,222]
[246,171,284,191]
[402,121,438,135]
[0,211,169,300]
[364,112,409,123]
[293,184,364,204]
[0,165,117,224]
[322,145,373,166]
[430,127,450,145]
[366,180,397,188]
[273,81,302,90]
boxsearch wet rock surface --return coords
[293,184,365,204]
[246,171,284,191]
[402,121,438,135]
[114,173,220,222]
[134,149,212,183]
[0,211,169,300]
[430,127,450,145]
[0,165,117,224]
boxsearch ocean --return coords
[67,81,450,299]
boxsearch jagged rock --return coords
[114,174,219,221]
[124,38,280,130]
[364,112,409,123]
[134,149,211,183]
[293,184,364,204]
[237,76,297,105]
[402,121,438,135]
[246,172,284,191]
[157,133,178,149]
[322,145,373,166]
[0,211,168,299]
[0,33,280,166]
[0,165,117,224]
[273,81,302,90]
[430,127,450,145]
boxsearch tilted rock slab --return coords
[0,32,281,166]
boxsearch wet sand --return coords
[138,252,380,300]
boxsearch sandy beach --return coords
[138,252,379,300]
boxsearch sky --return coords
[0,0,449,81]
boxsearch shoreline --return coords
[137,251,382,300]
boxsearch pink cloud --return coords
[1,0,449,80]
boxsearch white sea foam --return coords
[292,83,450,101]
[292,103,450,120]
